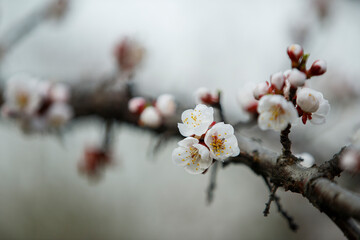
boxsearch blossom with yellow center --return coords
[257,95,298,131]
[204,122,240,161]
[178,104,214,137]
[172,137,212,174]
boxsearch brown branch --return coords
[206,161,218,204]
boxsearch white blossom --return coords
[296,88,321,113]
[3,74,42,115]
[309,93,330,125]
[172,137,212,174]
[286,69,306,87]
[46,103,73,127]
[253,82,270,100]
[257,95,298,131]
[270,72,285,90]
[128,97,146,114]
[178,104,214,137]
[204,122,240,161]
[156,94,177,117]
[296,152,315,168]
[139,106,162,128]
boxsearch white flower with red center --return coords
[139,106,162,128]
[156,94,177,117]
[172,137,212,174]
[204,122,240,161]
[296,88,330,124]
[257,95,298,131]
[178,104,214,137]
[3,74,42,115]
[194,87,219,105]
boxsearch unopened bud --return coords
[287,44,303,63]
[270,72,285,90]
[128,97,146,114]
[114,38,144,72]
[156,94,177,117]
[194,88,219,105]
[253,82,269,100]
[287,69,306,87]
[139,106,162,128]
[308,60,327,76]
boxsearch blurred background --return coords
[0,0,359,239]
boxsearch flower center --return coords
[16,92,29,109]
[210,135,225,156]
[189,147,200,165]
[269,104,285,121]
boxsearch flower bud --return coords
[270,72,285,90]
[296,88,321,113]
[287,44,303,63]
[194,87,218,105]
[156,94,177,117]
[253,82,270,100]
[308,60,327,76]
[287,69,306,87]
[128,97,146,114]
[340,149,360,172]
[296,152,315,168]
[139,106,162,128]
[114,38,144,72]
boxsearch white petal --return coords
[310,114,326,125]
[178,137,199,148]
[172,147,190,166]
[178,123,193,137]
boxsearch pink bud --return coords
[308,60,327,76]
[287,44,303,63]
[128,97,146,115]
[253,82,269,100]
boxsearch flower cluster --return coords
[1,74,73,133]
[251,44,330,131]
[173,104,240,174]
[128,94,177,128]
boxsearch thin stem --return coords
[262,176,298,231]
[263,184,278,216]
[206,161,218,204]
